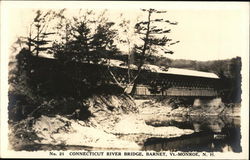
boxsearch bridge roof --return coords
[37,56,220,79]
[106,60,220,79]
[140,64,219,79]
[165,68,219,79]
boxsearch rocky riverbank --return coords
[9,94,196,151]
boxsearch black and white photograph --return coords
[0,1,249,159]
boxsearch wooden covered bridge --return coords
[27,55,221,98]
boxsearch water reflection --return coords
[143,115,241,152]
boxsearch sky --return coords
[2,1,249,61]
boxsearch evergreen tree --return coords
[26,10,57,56]
[53,10,119,63]
[130,8,179,95]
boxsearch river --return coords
[13,114,241,152]
[143,115,241,152]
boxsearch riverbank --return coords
[8,95,194,151]
[8,95,240,151]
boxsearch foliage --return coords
[8,48,47,122]
[13,9,179,95]
[9,49,41,101]
[53,10,120,63]
[20,10,64,56]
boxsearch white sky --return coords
[2,1,249,61]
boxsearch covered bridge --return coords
[25,55,221,98]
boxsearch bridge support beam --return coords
[193,97,223,107]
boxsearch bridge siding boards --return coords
[135,85,218,97]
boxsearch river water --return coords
[143,115,241,152]
[14,115,241,152]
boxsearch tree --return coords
[27,10,59,56]
[130,8,179,95]
[229,57,242,103]
[92,21,119,62]
[53,10,94,62]
[14,10,65,57]
[53,9,120,63]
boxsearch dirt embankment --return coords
[9,94,194,151]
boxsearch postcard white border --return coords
[0,1,249,159]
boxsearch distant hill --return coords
[170,57,241,79]
[170,57,241,103]
[102,53,241,79]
